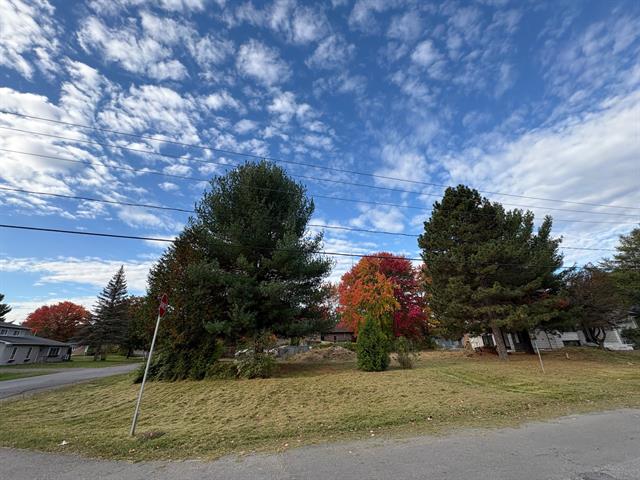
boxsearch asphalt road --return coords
[1,409,639,479]
[0,363,139,400]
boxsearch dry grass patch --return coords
[1,348,639,461]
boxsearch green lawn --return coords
[3,355,143,369]
[1,348,639,461]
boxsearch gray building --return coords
[0,321,71,365]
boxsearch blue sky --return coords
[0,0,639,322]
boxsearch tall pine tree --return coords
[85,266,130,360]
[418,185,565,360]
[145,161,334,379]
[0,293,11,321]
[604,226,640,309]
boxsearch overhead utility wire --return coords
[1,145,638,222]
[0,224,606,270]
[0,185,619,251]
[1,149,637,226]
[0,114,639,212]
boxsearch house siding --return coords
[0,344,68,365]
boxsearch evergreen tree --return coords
[418,185,565,360]
[603,226,640,309]
[146,161,333,379]
[85,266,130,360]
[0,293,11,321]
[356,314,390,372]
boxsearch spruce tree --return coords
[145,161,333,379]
[418,185,565,360]
[87,266,130,360]
[0,293,11,321]
[604,226,640,308]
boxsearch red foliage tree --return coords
[337,253,429,338]
[24,301,90,342]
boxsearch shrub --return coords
[206,360,237,379]
[356,315,390,372]
[395,336,418,369]
[235,353,276,379]
[622,327,640,349]
[133,338,224,382]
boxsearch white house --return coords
[468,315,638,353]
[0,321,71,365]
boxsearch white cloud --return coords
[163,164,192,176]
[88,0,208,14]
[0,0,59,79]
[234,119,258,134]
[350,206,407,233]
[99,84,200,142]
[236,40,291,86]
[229,1,328,44]
[77,15,188,81]
[387,10,422,42]
[306,34,355,70]
[0,256,154,293]
[290,5,328,44]
[159,181,179,192]
[411,40,442,68]
[438,90,640,266]
[203,90,243,111]
[267,91,313,123]
[348,0,397,33]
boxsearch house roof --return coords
[325,324,354,334]
[0,335,70,347]
[0,321,30,330]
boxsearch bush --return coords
[622,327,640,349]
[356,316,390,372]
[205,360,237,379]
[133,338,224,382]
[395,336,418,369]
[235,353,276,379]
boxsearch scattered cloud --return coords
[0,0,60,80]
[236,39,291,86]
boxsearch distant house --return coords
[0,321,71,365]
[321,324,355,343]
[467,312,638,353]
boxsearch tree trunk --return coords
[491,323,509,360]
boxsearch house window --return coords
[25,347,33,361]
[48,347,60,357]
[13,330,20,336]
[0,329,7,335]
[9,347,18,361]
[513,332,521,343]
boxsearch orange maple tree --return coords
[337,253,429,337]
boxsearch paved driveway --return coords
[0,364,139,400]
[1,409,639,479]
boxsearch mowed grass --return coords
[1,348,639,461]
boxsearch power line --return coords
[0,223,595,269]
[0,186,621,251]
[0,148,432,211]
[1,116,639,213]
[2,148,639,225]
